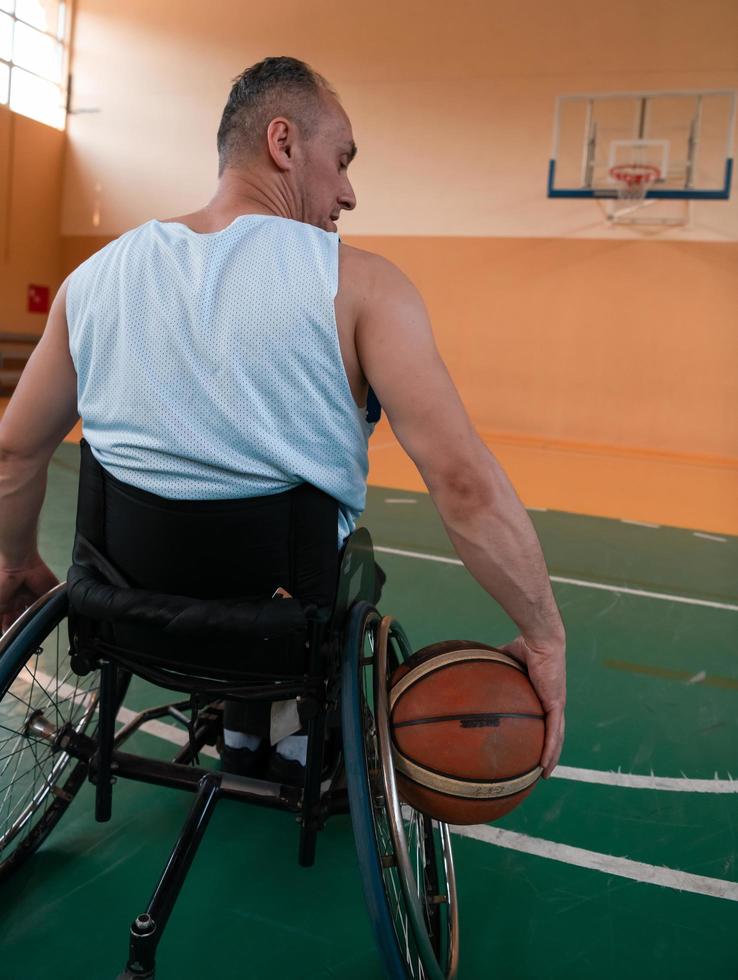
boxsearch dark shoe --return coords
[219,741,268,777]
[265,747,340,792]
[265,749,306,788]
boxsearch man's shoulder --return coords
[70,223,150,280]
[339,241,393,270]
[338,242,411,295]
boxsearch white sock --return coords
[223,728,263,751]
[276,734,308,765]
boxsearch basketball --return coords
[389,640,545,825]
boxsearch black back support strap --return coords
[69,441,340,675]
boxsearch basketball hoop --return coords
[609,163,661,202]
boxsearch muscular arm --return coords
[0,277,78,627]
[350,249,566,775]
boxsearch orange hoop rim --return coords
[609,163,661,187]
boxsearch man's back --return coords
[67,213,373,545]
[163,209,373,418]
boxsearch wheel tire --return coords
[342,602,458,980]
[342,602,408,979]
[0,585,129,881]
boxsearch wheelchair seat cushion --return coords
[67,562,310,640]
[68,440,341,678]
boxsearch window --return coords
[0,0,69,129]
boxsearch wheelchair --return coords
[0,454,459,979]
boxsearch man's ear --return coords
[266,117,295,171]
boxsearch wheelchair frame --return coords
[0,529,458,980]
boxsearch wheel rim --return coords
[0,586,98,862]
[360,614,459,979]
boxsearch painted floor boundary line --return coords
[114,705,738,796]
[30,675,736,795]
[24,673,221,763]
[373,545,738,612]
[116,705,219,758]
[550,576,737,611]
[553,765,738,793]
[450,824,738,901]
[374,545,463,566]
[110,706,738,897]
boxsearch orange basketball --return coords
[389,640,545,825]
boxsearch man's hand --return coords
[0,555,59,633]
[499,633,566,778]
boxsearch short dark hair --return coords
[216,57,334,176]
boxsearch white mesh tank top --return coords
[66,214,374,546]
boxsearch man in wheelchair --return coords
[0,56,565,979]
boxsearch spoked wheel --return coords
[342,602,459,980]
[0,584,125,881]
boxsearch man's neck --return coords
[193,170,292,229]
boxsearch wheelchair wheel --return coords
[342,602,459,980]
[0,585,124,881]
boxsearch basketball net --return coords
[609,163,661,202]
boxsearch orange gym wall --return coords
[57,231,738,461]
[345,236,738,462]
[0,107,65,334]
[1,0,737,469]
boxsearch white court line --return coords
[29,672,737,794]
[20,673,221,760]
[450,824,738,902]
[693,532,728,543]
[110,712,738,899]
[373,545,738,612]
[548,576,738,612]
[375,545,464,567]
[116,709,738,795]
[527,507,548,512]
[25,676,737,898]
[26,676,737,797]
[116,705,219,759]
[552,765,738,793]
[621,519,661,528]
[384,498,417,505]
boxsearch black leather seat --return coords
[67,440,341,684]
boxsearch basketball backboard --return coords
[548,89,736,200]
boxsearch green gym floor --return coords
[1,441,736,980]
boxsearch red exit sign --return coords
[28,284,50,314]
